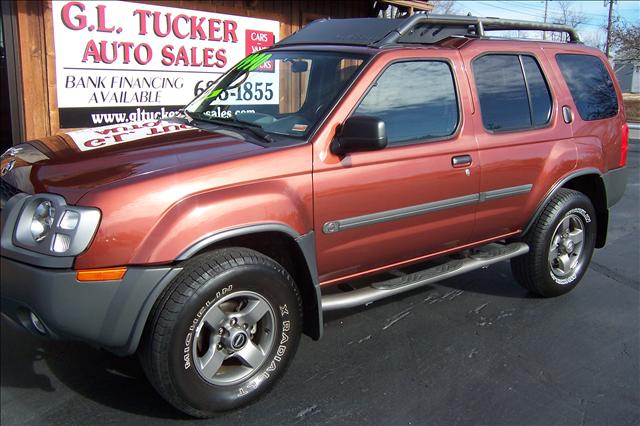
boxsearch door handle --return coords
[452,155,472,168]
[562,105,574,124]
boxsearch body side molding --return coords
[480,184,533,201]
[323,193,480,234]
[323,184,534,234]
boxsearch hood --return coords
[0,119,265,204]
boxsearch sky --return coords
[451,1,639,48]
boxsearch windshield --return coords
[185,50,368,138]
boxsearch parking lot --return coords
[1,145,638,426]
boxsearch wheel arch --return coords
[177,224,323,341]
[524,168,608,248]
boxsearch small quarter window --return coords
[353,61,458,145]
[556,54,618,121]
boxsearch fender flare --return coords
[522,168,602,235]
[178,223,323,339]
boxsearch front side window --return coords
[473,54,552,132]
[556,54,618,121]
[353,60,459,145]
[186,51,367,138]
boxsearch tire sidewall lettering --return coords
[148,251,302,414]
[236,305,291,397]
[183,284,233,370]
[551,269,578,285]
[549,207,592,285]
[566,207,591,223]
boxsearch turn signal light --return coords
[620,123,629,167]
[76,267,127,282]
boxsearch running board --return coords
[321,242,529,311]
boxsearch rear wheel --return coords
[140,247,302,418]
[511,189,597,297]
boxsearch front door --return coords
[313,55,479,284]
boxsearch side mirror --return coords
[330,116,387,156]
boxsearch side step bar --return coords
[321,242,529,311]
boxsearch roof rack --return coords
[276,15,581,48]
[375,14,581,46]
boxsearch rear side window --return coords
[473,54,552,132]
[353,60,458,145]
[556,54,618,121]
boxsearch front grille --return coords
[0,179,23,210]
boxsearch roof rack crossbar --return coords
[374,14,581,46]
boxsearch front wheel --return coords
[140,248,302,418]
[511,188,597,297]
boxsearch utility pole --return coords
[543,0,548,40]
[605,0,616,58]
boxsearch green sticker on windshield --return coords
[208,88,223,100]
[206,53,273,100]
[236,52,272,71]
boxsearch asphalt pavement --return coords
[1,146,639,426]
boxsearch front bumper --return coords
[1,256,181,355]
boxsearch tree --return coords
[555,0,588,28]
[583,30,607,52]
[430,0,458,15]
[374,1,454,18]
[611,22,640,61]
[550,1,588,41]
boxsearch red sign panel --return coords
[245,29,275,71]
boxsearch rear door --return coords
[312,51,480,284]
[463,44,576,242]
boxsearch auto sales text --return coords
[61,1,238,68]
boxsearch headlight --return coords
[13,194,101,257]
[30,200,55,242]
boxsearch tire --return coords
[511,188,597,297]
[139,247,302,418]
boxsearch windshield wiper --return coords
[210,117,275,143]
[232,117,275,143]
[183,111,274,144]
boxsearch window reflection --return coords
[474,55,531,131]
[557,54,618,121]
[354,61,458,144]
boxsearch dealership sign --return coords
[52,1,279,128]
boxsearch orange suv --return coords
[0,15,629,417]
